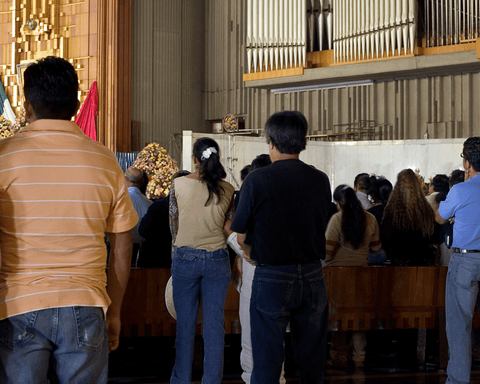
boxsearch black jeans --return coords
[250,262,329,384]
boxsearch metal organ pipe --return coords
[374,0,379,58]
[258,0,263,71]
[279,0,284,69]
[264,0,269,72]
[326,0,333,50]
[302,0,307,67]
[365,0,372,59]
[390,0,396,56]
[318,0,324,52]
[379,0,385,57]
[247,0,253,73]
[307,0,314,52]
[246,0,433,71]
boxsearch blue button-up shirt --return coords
[128,187,152,244]
[439,174,480,250]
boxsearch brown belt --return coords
[453,248,480,254]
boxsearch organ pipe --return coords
[245,0,477,72]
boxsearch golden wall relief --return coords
[1,0,96,115]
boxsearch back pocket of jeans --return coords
[212,249,230,278]
[74,307,106,350]
[452,261,479,289]
[308,276,328,312]
[254,278,293,316]
[0,311,37,349]
[172,249,197,277]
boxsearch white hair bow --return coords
[201,147,217,161]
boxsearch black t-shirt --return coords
[230,159,331,265]
[137,197,172,268]
[381,212,436,265]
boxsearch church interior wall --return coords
[183,132,464,193]
[131,0,204,163]
[202,0,480,143]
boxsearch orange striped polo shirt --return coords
[0,119,138,321]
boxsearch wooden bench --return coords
[119,266,479,368]
[119,268,239,337]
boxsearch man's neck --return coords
[270,151,299,163]
[470,171,480,180]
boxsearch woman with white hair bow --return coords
[169,137,235,384]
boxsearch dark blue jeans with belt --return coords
[250,262,329,384]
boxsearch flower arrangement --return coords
[0,109,27,139]
[132,143,178,200]
[414,168,429,195]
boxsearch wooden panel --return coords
[323,266,448,331]
[243,67,303,82]
[96,0,133,151]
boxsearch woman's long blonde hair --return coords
[383,169,435,238]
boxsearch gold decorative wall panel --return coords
[0,0,133,152]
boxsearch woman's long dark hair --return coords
[383,169,435,237]
[334,184,366,249]
[193,137,226,206]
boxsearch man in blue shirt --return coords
[436,137,480,384]
[125,167,152,263]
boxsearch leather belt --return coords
[453,248,480,254]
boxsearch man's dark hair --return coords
[354,173,370,190]
[431,174,450,193]
[463,137,480,172]
[369,176,393,206]
[251,154,272,170]
[264,111,308,154]
[240,165,251,181]
[23,56,79,120]
[449,169,465,187]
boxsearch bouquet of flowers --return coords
[414,168,429,195]
[0,109,27,139]
[132,143,178,200]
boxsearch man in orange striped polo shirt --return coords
[0,57,138,383]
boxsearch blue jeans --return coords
[170,246,231,384]
[0,306,108,384]
[446,252,480,384]
[250,262,329,384]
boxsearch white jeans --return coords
[239,257,286,384]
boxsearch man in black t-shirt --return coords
[230,111,331,384]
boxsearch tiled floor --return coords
[108,332,479,384]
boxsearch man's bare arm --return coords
[435,208,449,225]
[236,233,253,261]
[106,230,132,352]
